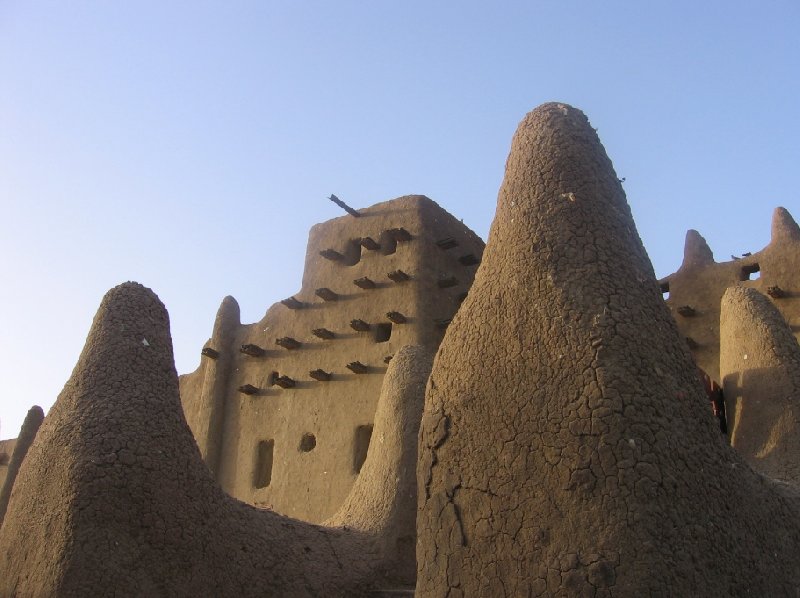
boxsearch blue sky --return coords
[1,1,798,436]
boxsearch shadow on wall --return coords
[724,365,800,482]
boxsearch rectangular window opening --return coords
[374,322,392,343]
[740,263,761,281]
[353,425,374,474]
[254,439,274,489]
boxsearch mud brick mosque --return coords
[1,103,800,596]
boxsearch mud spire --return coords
[771,206,800,245]
[0,405,44,526]
[720,286,800,484]
[680,229,715,269]
[416,103,800,596]
[0,282,403,596]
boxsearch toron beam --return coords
[386,311,407,324]
[276,337,301,350]
[353,277,376,290]
[346,361,369,374]
[200,347,219,359]
[240,344,266,357]
[311,328,335,340]
[328,194,361,217]
[315,288,339,302]
[309,369,332,382]
[350,319,371,332]
[281,297,305,310]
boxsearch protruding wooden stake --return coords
[312,328,335,340]
[350,319,371,332]
[276,337,301,350]
[274,375,296,389]
[458,253,480,266]
[240,344,266,357]
[386,311,407,324]
[328,194,361,217]
[238,384,259,395]
[436,237,458,250]
[388,270,410,283]
[309,369,332,382]
[346,361,369,374]
[360,237,380,251]
[201,347,220,359]
[281,297,305,310]
[767,285,786,298]
[315,288,339,302]
[354,277,376,289]
[677,305,696,317]
[320,249,344,262]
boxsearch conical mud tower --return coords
[721,286,800,484]
[0,283,424,596]
[416,103,800,596]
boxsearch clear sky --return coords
[1,1,798,436]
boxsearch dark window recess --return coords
[299,433,317,452]
[254,440,274,489]
[659,281,670,300]
[740,263,761,281]
[374,322,392,343]
[389,227,412,242]
[353,425,374,473]
[436,237,459,250]
[379,230,398,255]
[341,240,363,266]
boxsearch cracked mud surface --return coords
[416,103,800,597]
[0,282,416,596]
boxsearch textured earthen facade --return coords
[720,286,800,484]
[0,283,427,595]
[416,103,800,596]
[2,103,800,595]
[179,195,484,522]
[660,208,800,382]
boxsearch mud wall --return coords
[180,195,484,522]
